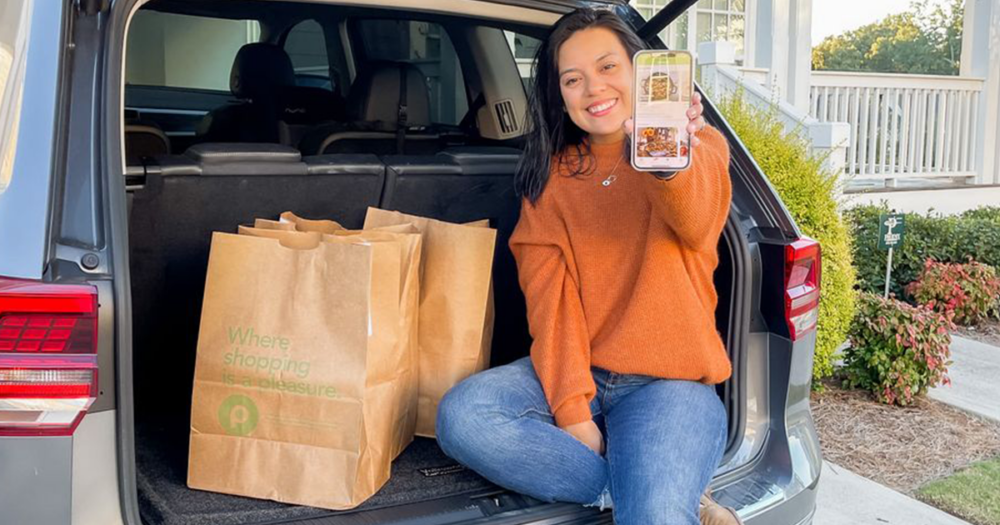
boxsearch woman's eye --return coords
[602,63,617,71]
[564,77,580,87]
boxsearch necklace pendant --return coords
[602,175,616,187]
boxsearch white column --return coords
[786,0,812,113]
[743,0,758,68]
[961,0,1000,185]
[753,0,791,101]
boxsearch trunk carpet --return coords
[135,419,496,525]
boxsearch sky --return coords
[811,0,951,46]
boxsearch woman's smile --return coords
[587,98,618,116]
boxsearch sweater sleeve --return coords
[644,125,733,253]
[509,196,595,428]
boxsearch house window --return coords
[629,0,745,60]
[631,0,689,51]
[695,0,745,56]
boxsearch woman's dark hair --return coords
[514,8,645,204]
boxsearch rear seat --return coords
[129,144,385,417]
[125,118,171,164]
[299,61,461,156]
[379,147,531,366]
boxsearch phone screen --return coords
[631,50,694,171]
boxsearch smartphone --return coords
[630,50,694,172]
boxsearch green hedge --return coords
[846,203,1000,299]
[718,92,857,381]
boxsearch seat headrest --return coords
[347,61,430,128]
[231,43,295,101]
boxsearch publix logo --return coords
[217,394,259,436]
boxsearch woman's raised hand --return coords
[623,91,706,148]
[562,419,605,455]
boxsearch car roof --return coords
[144,0,630,20]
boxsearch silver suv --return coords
[0,0,821,524]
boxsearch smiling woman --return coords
[435,7,742,525]
[513,10,645,202]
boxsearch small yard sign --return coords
[878,214,906,250]
[878,213,906,298]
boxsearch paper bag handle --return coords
[238,226,324,250]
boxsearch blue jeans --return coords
[436,357,727,525]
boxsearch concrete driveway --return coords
[814,463,970,525]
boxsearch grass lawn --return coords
[918,457,1000,525]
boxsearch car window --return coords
[126,11,262,91]
[504,31,541,92]
[0,0,31,194]
[284,20,336,92]
[357,20,469,126]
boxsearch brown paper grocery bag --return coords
[279,211,345,234]
[188,228,409,509]
[252,218,296,231]
[261,217,424,460]
[240,225,421,460]
[364,208,496,437]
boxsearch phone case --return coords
[630,50,694,172]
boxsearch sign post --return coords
[878,213,906,298]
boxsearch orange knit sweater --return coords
[509,125,734,428]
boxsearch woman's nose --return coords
[585,77,607,96]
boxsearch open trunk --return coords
[126,145,743,525]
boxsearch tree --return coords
[812,0,963,75]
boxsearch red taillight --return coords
[784,237,821,341]
[0,277,99,436]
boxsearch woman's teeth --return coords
[588,100,616,114]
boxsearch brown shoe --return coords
[699,491,744,525]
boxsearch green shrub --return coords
[844,292,953,406]
[906,259,1000,326]
[960,206,1000,223]
[718,91,857,382]
[847,203,1000,299]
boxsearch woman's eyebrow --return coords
[559,52,619,77]
[559,67,580,78]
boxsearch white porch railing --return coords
[809,72,985,187]
[697,42,852,178]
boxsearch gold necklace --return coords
[602,155,624,187]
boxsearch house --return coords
[641,0,1000,216]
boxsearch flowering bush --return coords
[905,259,1000,326]
[844,292,954,406]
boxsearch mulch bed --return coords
[811,381,1000,494]
[953,319,1000,348]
